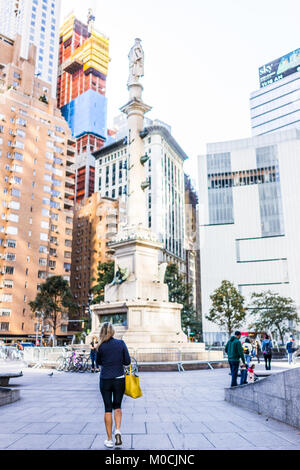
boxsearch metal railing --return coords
[0,345,226,371]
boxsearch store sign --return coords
[259,48,300,88]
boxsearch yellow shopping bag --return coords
[125,366,142,399]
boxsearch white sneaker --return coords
[104,439,114,448]
[115,430,122,447]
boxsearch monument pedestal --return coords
[87,232,207,359]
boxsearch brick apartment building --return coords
[71,193,126,321]
[0,34,76,344]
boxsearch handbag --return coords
[125,365,142,399]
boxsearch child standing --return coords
[248,363,256,383]
[240,363,248,385]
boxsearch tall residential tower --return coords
[0,0,61,98]
[0,34,76,343]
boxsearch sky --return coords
[61,0,300,182]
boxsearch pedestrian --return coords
[240,363,248,385]
[96,322,131,449]
[242,338,252,366]
[254,338,261,364]
[16,340,23,351]
[286,337,295,366]
[90,336,100,373]
[225,331,246,388]
[262,333,273,370]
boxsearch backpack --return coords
[264,340,272,355]
[243,345,250,355]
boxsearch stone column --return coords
[120,82,152,229]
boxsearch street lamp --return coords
[86,293,94,333]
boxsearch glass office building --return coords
[251,48,300,136]
[198,129,300,344]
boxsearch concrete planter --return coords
[0,387,20,407]
[225,368,300,429]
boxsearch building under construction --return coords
[57,10,110,202]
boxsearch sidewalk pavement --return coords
[0,360,300,450]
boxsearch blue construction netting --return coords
[61,89,107,140]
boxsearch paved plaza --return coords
[0,361,300,450]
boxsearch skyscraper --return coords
[0,0,61,98]
[250,48,300,136]
[57,11,110,202]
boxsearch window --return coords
[38,271,47,279]
[0,323,9,331]
[7,240,16,248]
[11,189,20,197]
[3,281,13,289]
[16,129,25,138]
[40,233,48,241]
[42,208,50,217]
[39,245,48,254]
[39,259,47,266]
[15,141,24,150]
[5,266,14,275]
[7,214,19,223]
[0,310,11,317]
[64,252,71,259]
[41,221,49,229]
[1,294,12,303]
[6,226,18,235]
[9,201,20,210]
[12,164,22,174]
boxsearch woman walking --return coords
[90,336,100,373]
[254,338,261,364]
[96,322,131,449]
[262,333,273,370]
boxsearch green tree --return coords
[248,291,299,345]
[90,261,115,304]
[29,276,78,346]
[164,263,198,334]
[206,280,246,337]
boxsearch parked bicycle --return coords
[56,350,138,374]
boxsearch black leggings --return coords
[100,378,125,413]
[264,354,272,370]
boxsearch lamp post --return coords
[86,293,94,333]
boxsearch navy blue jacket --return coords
[286,341,294,353]
[96,337,131,379]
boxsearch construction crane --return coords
[87,0,97,31]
